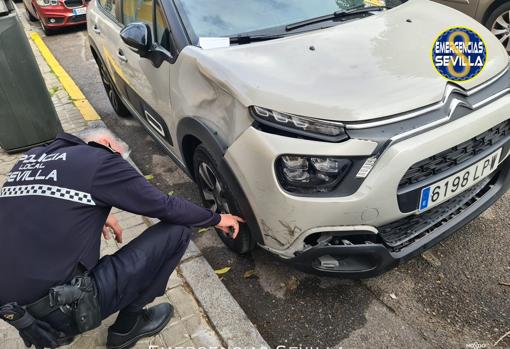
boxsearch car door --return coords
[117,0,175,148]
[90,0,128,96]
[432,0,480,18]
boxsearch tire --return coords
[485,3,510,53]
[25,4,38,22]
[97,59,131,117]
[193,144,254,254]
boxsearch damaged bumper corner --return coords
[287,156,510,278]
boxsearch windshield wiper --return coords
[285,5,387,32]
[230,34,284,44]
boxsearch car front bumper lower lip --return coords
[287,155,510,277]
[37,7,86,27]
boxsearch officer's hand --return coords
[215,214,245,239]
[103,215,123,243]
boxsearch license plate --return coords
[419,148,502,212]
[73,7,87,15]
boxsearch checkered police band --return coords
[0,185,96,206]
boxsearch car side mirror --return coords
[120,22,152,55]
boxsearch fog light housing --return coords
[276,155,351,193]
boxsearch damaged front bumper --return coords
[288,156,510,277]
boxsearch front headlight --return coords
[36,0,58,6]
[251,106,348,142]
[276,155,352,193]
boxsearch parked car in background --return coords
[89,0,510,277]
[23,0,88,35]
[434,0,510,52]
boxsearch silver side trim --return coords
[119,95,188,169]
[145,110,166,137]
[345,65,510,130]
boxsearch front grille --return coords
[379,176,493,250]
[64,0,83,8]
[70,14,86,22]
[399,120,510,190]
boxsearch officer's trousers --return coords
[91,222,192,319]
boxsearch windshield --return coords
[175,0,404,38]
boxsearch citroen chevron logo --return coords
[448,97,473,117]
[443,84,473,118]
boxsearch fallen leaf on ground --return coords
[198,228,209,234]
[244,270,257,279]
[390,293,397,300]
[499,281,510,287]
[144,174,154,181]
[214,267,231,275]
[286,276,300,292]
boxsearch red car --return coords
[23,0,87,35]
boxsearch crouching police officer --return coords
[0,127,244,349]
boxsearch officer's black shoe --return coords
[106,303,174,349]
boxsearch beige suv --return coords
[434,0,510,52]
[89,0,510,277]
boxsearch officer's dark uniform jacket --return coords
[0,133,220,306]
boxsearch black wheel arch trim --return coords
[177,117,264,246]
[482,0,510,27]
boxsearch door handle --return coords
[92,24,100,34]
[117,49,128,63]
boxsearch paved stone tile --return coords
[120,224,148,244]
[70,334,96,349]
[1,324,19,340]
[112,210,139,221]
[100,240,119,258]
[191,327,223,348]
[167,271,183,290]
[119,215,145,230]
[166,287,202,320]
[2,338,26,349]
[160,321,190,347]
[135,335,166,348]
[0,160,18,175]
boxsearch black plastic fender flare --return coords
[177,117,264,247]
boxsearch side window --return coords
[122,0,153,29]
[98,0,118,19]
[155,2,173,52]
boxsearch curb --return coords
[149,219,270,349]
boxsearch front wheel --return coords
[193,144,254,254]
[486,4,510,53]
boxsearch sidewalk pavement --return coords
[0,10,268,349]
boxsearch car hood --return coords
[186,0,509,122]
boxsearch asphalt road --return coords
[23,10,510,348]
